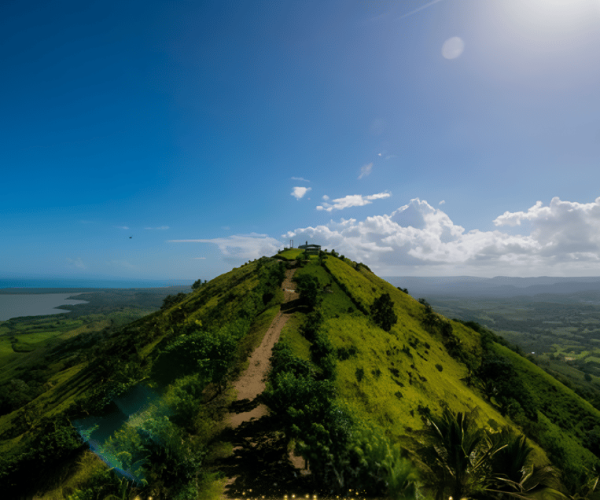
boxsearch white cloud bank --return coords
[169,233,281,261]
[291,186,311,200]
[317,192,391,212]
[284,197,600,276]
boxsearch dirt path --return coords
[218,266,309,498]
[228,267,298,428]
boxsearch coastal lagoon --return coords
[0,294,88,321]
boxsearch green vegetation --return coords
[276,248,304,260]
[264,254,600,497]
[370,292,398,332]
[2,253,600,498]
[0,258,286,498]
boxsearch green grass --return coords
[280,312,310,362]
[275,248,304,260]
[293,260,356,319]
[292,258,512,442]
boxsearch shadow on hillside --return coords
[216,413,312,498]
[228,397,260,414]
[280,298,307,314]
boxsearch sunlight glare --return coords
[442,37,465,59]
[505,0,597,38]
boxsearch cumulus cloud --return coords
[317,192,391,212]
[291,186,311,200]
[322,195,330,201]
[284,197,600,276]
[439,200,446,205]
[169,233,282,262]
[291,177,310,182]
[358,163,373,179]
[145,226,169,230]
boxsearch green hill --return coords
[1,252,599,498]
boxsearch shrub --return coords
[370,293,398,332]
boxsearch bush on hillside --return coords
[370,293,398,332]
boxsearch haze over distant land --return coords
[384,276,600,299]
[3,0,600,280]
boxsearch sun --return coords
[505,0,599,37]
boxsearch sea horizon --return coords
[0,278,195,290]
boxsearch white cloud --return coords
[317,192,391,212]
[439,200,446,205]
[291,186,311,200]
[193,257,206,260]
[291,177,310,182]
[145,226,169,230]
[169,233,282,261]
[66,257,86,269]
[358,162,373,179]
[322,195,330,201]
[115,226,129,230]
[285,197,600,276]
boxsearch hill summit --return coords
[1,249,600,498]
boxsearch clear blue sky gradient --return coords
[2,0,600,280]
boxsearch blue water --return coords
[0,294,89,321]
[0,278,194,289]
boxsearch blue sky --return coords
[2,0,600,280]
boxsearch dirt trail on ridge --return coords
[218,265,310,499]
[228,267,298,428]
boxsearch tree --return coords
[191,279,206,290]
[370,293,398,332]
[417,408,486,500]
[293,274,321,309]
[415,408,563,500]
[161,292,188,310]
[484,429,564,499]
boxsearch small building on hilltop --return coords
[298,241,321,255]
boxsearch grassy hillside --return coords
[0,258,287,499]
[2,252,600,498]
[268,253,600,496]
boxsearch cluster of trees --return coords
[154,318,251,392]
[293,274,322,310]
[160,292,188,310]
[0,376,46,416]
[263,335,418,497]
[191,278,207,290]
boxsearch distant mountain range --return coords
[383,276,600,298]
